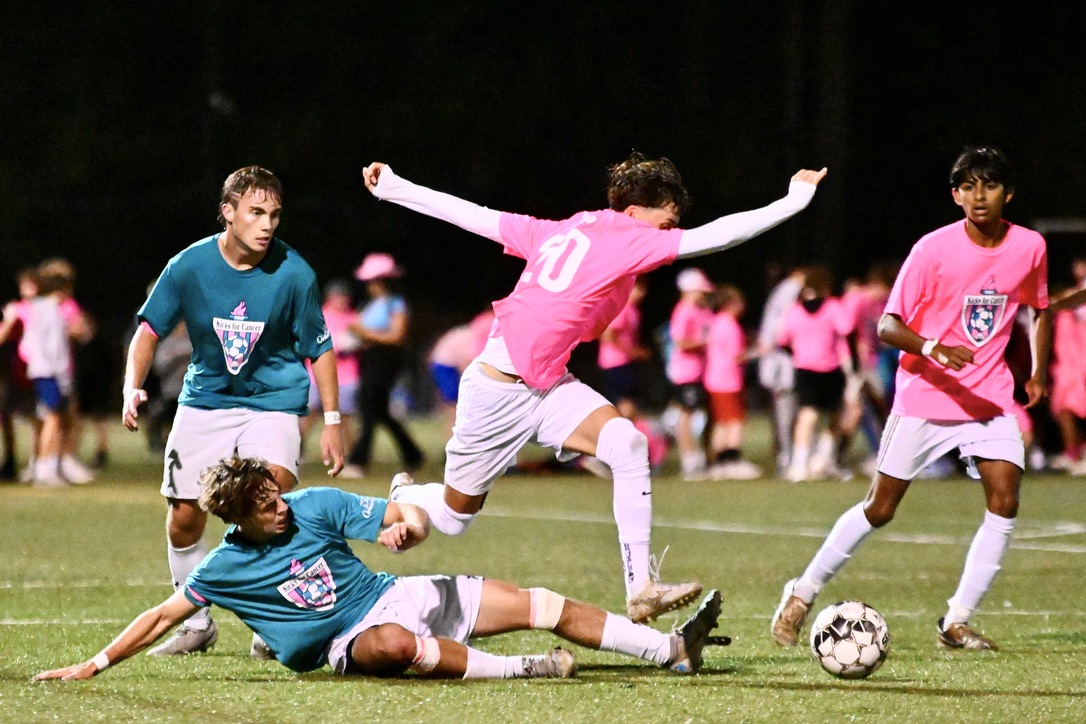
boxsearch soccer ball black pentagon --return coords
[809,601,890,679]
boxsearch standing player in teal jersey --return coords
[35,457,725,681]
[121,167,345,655]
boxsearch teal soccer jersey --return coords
[138,235,332,414]
[183,487,396,672]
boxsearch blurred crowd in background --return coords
[4,252,1086,487]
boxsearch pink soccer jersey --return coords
[704,311,745,393]
[495,209,682,389]
[885,220,1048,420]
[598,300,642,371]
[667,298,714,385]
[778,297,851,373]
[1050,309,1086,418]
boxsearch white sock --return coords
[596,418,652,597]
[600,612,673,665]
[463,647,523,679]
[392,482,475,536]
[795,502,874,603]
[168,539,211,629]
[944,510,1015,625]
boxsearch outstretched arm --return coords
[34,589,199,681]
[363,163,504,242]
[676,168,828,259]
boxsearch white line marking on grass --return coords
[485,510,1086,553]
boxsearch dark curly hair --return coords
[607,152,691,215]
[198,456,279,524]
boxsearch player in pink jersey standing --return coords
[364,154,826,623]
[771,147,1052,651]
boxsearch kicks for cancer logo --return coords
[278,557,337,611]
[961,276,1007,347]
[213,301,265,374]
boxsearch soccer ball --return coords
[809,601,890,679]
[224,335,249,362]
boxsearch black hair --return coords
[949,147,1015,192]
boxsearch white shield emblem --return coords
[961,292,1007,347]
[213,300,265,375]
[278,557,338,611]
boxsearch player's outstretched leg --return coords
[592,416,702,622]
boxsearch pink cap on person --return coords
[355,253,403,281]
[676,268,714,293]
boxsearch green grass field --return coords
[3,416,1086,722]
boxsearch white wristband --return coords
[91,652,110,672]
[324,411,341,425]
[920,339,939,357]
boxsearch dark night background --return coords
[3,4,1086,387]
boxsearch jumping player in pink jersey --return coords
[772,147,1052,652]
[364,154,826,623]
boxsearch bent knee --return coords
[351,624,417,676]
[596,417,648,467]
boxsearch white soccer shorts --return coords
[876,413,1024,481]
[160,406,301,499]
[327,574,483,675]
[444,363,611,496]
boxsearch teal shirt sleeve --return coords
[292,268,334,361]
[316,488,388,541]
[137,259,183,337]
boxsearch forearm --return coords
[876,313,927,355]
[372,166,503,242]
[676,181,817,259]
[1030,307,1053,383]
[310,350,340,413]
[124,325,158,393]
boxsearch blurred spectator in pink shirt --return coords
[778,265,854,481]
[666,268,715,479]
[705,284,761,480]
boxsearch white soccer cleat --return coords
[147,622,219,656]
[389,472,415,501]
[520,647,576,678]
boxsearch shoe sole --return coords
[673,590,723,673]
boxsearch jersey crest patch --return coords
[961,278,1007,347]
[278,557,337,611]
[213,301,265,375]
